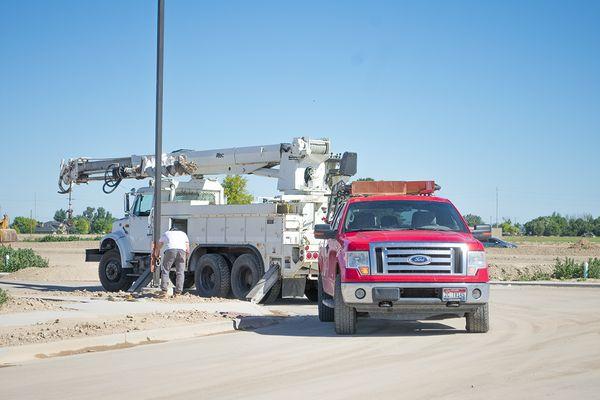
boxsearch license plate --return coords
[442,287,467,302]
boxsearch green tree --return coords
[500,219,521,236]
[524,217,546,236]
[82,207,95,223]
[356,177,375,181]
[223,175,253,205]
[90,207,114,234]
[10,216,37,234]
[463,214,484,226]
[53,209,67,223]
[73,217,90,234]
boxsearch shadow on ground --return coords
[238,314,464,338]
[0,280,104,293]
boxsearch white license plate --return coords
[442,288,467,302]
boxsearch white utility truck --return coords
[59,137,356,302]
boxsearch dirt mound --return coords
[0,297,69,314]
[0,309,235,347]
[569,239,595,250]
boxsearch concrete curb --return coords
[491,280,600,288]
[0,320,237,364]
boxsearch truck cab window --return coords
[133,194,153,217]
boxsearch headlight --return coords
[345,251,370,275]
[467,251,486,276]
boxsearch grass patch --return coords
[0,288,7,307]
[510,236,600,244]
[0,246,49,272]
[22,235,102,242]
[552,257,600,279]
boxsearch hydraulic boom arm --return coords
[59,137,356,195]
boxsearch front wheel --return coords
[466,303,490,333]
[98,249,133,292]
[334,274,356,334]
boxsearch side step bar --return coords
[247,265,280,304]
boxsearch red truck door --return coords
[321,202,346,295]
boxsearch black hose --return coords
[102,164,123,194]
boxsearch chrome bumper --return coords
[341,282,489,305]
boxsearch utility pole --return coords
[152,0,165,286]
[495,187,499,227]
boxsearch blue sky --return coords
[1,0,599,224]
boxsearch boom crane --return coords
[59,137,355,196]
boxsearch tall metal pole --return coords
[495,187,499,228]
[153,0,165,286]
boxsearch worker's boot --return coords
[157,290,170,299]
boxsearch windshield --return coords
[343,200,468,233]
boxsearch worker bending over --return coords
[153,227,190,297]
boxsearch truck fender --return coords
[99,231,134,267]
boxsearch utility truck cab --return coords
[315,181,489,334]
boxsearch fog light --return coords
[472,288,482,299]
[355,288,366,299]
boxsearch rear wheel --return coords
[98,249,133,292]
[304,279,318,302]
[169,272,195,289]
[260,277,281,304]
[318,273,334,322]
[194,254,230,298]
[231,254,264,300]
[465,303,489,333]
[334,274,356,334]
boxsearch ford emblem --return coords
[407,255,432,266]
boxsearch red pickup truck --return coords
[315,181,489,335]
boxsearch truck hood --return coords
[343,230,481,250]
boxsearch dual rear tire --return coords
[194,253,279,302]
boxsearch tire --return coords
[305,279,318,302]
[194,254,231,298]
[98,249,133,292]
[466,303,490,333]
[260,277,282,304]
[231,254,264,300]
[318,273,334,322]
[334,274,356,334]
[169,272,195,289]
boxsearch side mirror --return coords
[314,224,337,239]
[124,193,131,216]
[339,152,357,177]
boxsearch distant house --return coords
[35,221,67,235]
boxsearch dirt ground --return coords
[487,241,600,280]
[5,241,99,282]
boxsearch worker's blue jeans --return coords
[161,249,186,293]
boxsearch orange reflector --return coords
[351,181,437,196]
[358,266,370,275]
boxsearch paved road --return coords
[2,286,599,400]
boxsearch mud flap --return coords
[246,265,280,303]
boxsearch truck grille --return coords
[369,242,467,275]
